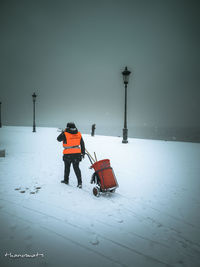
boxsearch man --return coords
[91,123,96,136]
[57,122,85,188]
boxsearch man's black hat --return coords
[66,122,76,129]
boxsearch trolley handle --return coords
[85,152,94,166]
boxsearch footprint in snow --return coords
[15,185,42,194]
[178,240,188,248]
[35,186,41,190]
[90,234,99,245]
[176,260,184,266]
[30,189,40,194]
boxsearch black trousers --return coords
[63,155,82,184]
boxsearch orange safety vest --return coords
[63,132,82,154]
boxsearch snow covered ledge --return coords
[0,149,5,157]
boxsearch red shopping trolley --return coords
[86,150,118,197]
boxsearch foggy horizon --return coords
[0,0,200,142]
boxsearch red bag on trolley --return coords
[91,159,118,190]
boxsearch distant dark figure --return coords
[91,124,96,137]
[57,122,85,188]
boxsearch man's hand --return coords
[81,154,85,159]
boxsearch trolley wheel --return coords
[110,189,116,193]
[93,187,100,197]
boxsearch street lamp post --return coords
[0,102,2,128]
[122,66,131,143]
[32,92,37,132]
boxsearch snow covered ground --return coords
[0,126,200,267]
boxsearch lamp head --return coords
[122,66,131,84]
[32,92,37,101]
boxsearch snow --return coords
[0,126,200,267]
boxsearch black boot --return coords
[61,179,69,184]
[77,183,82,188]
[77,177,82,188]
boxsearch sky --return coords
[0,0,200,140]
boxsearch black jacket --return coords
[57,127,85,156]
